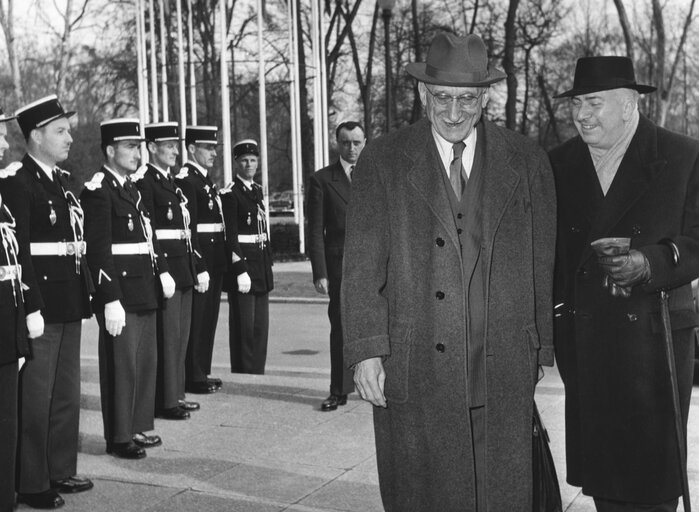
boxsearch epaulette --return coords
[175,167,189,179]
[131,165,148,182]
[84,172,104,191]
[219,182,233,195]
[0,161,22,179]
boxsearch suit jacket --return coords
[220,179,273,294]
[550,114,699,503]
[134,164,195,289]
[80,167,158,312]
[341,118,556,511]
[306,161,350,282]
[0,155,91,323]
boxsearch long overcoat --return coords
[341,118,556,511]
[550,115,699,503]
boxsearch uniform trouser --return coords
[593,497,679,511]
[0,361,18,512]
[470,406,486,512]
[186,272,223,383]
[17,321,81,494]
[228,291,269,374]
[156,288,193,410]
[326,258,354,396]
[97,310,156,444]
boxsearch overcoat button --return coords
[435,343,445,353]
[435,291,445,300]
[457,228,463,234]
[435,238,445,247]
[457,213,463,219]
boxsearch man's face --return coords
[570,89,633,150]
[419,82,488,143]
[110,141,141,174]
[191,143,217,169]
[0,123,9,161]
[34,117,73,163]
[337,127,365,164]
[236,154,258,180]
[150,140,179,168]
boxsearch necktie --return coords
[349,165,354,182]
[450,141,466,198]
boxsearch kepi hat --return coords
[100,118,144,145]
[554,56,656,98]
[406,33,506,87]
[145,122,179,142]
[0,107,15,124]
[233,139,259,159]
[185,125,219,146]
[15,95,75,138]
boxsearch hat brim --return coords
[553,83,656,99]
[36,110,76,129]
[407,63,506,87]
[0,114,16,123]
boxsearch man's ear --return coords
[106,144,115,159]
[418,81,428,107]
[480,87,490,109]
[29,128,42,146]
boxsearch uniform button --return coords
[43,276,48,281]
[435,343,445,353]
[632,225,641,235]
[210,238,214,242]
[122,271,127,277]
[577,268,588,278]
[457,228,463,234]
[435,237,445,247]
[435,291,445,300]
[457,213,463,219]
[570,226,581,233]
[627,313,638,322]
[164,252,168,257]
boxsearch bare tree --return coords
[502,0,520,130]
[0,0,22,105]
[612,0,634,61]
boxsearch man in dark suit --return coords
[220,140,273,374]
[81,118,165,460]
[0,107,45,512]
[176,126,226,394]
[135,122,198,420]
[0,96,94,509]
[551,57,699,511]
[307,121,365,411]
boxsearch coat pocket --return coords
[384,324,412,404]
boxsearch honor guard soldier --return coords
[0,108,45,512]
[176,125,226,394]
[134,122,198,419]
[0,95,94,509]
[81,119,165,460]
[221,139,273,374]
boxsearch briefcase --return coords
[533,401,562,512]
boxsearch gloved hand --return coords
[159,272,176,299]
[237,272,251,293]
[598,249,651,287]
[195,271,210,293]
[105,300,126,337]
[25,310,44,339]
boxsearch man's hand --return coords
[104,300,126,337]
[237,272,252,293]
[354,357,387,408]
[314,278,329,295]
[160,272,176,299]
[195,271,210,293]
[598,249,651,291]
[25,310,44,339]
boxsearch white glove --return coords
[104,300,126,337]
[237,272,252,293]
[195,271,210,293]
[159,272,176,299]
[26,310,45,339]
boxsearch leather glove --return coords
[104,300,126,337]
[159,272,176,299]
[195,271,210,293]
[598,249,651,287]
[26,310,44,339]
[237,272,251,293]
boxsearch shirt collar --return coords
[150,162,171,179]
[104,165,127,186]
[28,154,56,181]
[236,175,255,190]
[430,125,478,178]
[187,159,208,177]
[339,157,355,179]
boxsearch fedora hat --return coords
[407,33,506,87]
[554,56,656,98]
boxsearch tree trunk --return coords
[537,73,560,145]
[651,0,665,125]
[55,0,74,98]
[503,0,520,130]
[0,0,23,105]
[409,0,422,124]
[612,0,634,61]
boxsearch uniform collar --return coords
[28,154,56,181]
[187,159,208,177]
[103,165,127,186]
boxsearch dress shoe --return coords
[106,441,146,459]
[17,489,65,509]
[186,381,217,394]
[132,432,162,448]
[50,475,94,493]
[156,406,190,420]
[178,400,200,411]
[321,394,348,411]
[207,377,222,389]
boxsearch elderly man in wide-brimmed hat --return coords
[341,32,556,511]
[551,57,699,511]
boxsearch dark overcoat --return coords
[550,115,699,503]
[341,118,556,511]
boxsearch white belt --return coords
[197,223,224,233]
[155,228,190,240]
[238,234,268,244]
[0,264,19,281]
[31,241,87,257]
[112,242,151,255]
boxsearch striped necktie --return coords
[449,141,466,198]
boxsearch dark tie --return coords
[450,142,466,198]
[349,165,354,182]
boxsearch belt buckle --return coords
[179,230,186,240]
[66,242,76,256]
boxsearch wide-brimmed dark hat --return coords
[554,56,656,98]
[406,33,506,87]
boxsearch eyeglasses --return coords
[425,87,483,109]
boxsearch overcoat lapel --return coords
[328,162,350,204]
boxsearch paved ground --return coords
[17,260,699,511]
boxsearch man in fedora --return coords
[551,57,699,510]
[341,32,556,511]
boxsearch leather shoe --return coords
[17,490,65,509]
[133,432,162,448]
[207,377,222,389]
[321,394,348,411]
[186,381,217,394]
[178,400,200,411]
[106,441,146,459]
[50,475,94,494]
[156,406,190,420]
